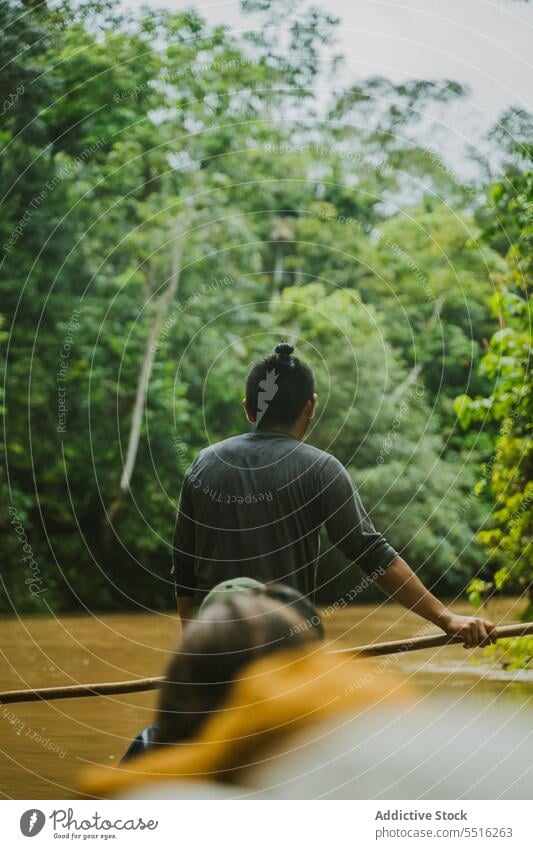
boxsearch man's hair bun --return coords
[245,341,315,428]
[274,342,295,358]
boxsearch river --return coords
[0,597,531,799]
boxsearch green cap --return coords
[199,577,266,614]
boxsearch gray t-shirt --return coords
[172,430,397,602]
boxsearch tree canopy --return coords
[0,0,531,623]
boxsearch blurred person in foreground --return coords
[120,585,323,762]
[173,341,495,648]
[155,591,322,747]
[81,618,531,800]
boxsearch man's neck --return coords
[256,423,304,441]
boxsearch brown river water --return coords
[1,597,531,799]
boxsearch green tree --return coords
[455,150,532,656]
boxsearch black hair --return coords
[245,342,315,429]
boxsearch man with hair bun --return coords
[173,342,495,649]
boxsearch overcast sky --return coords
[123,0,533,169]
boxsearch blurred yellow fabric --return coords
[80,646,412,798]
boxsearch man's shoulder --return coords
[293,440,334,466]
[284,441,350,481]
[186,434,347,476]
[305,446,348,478]
[188,434,250,466]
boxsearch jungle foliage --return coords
[0,0,530,618]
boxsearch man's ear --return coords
[305,393,318,420]
[243,398,256,423]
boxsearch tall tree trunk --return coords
[273,240,284,289]
[104,222,185,539]
[390,296,444,402]
[271,216,292,299]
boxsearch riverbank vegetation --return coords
[1,0,531,660]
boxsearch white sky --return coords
[122,0,533,169]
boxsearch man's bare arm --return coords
[375,556,496,648]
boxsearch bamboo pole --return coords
[0,677,163,705]
[1,622,532,705]
[330,621,533,657]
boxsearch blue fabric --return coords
[121,724,158,763]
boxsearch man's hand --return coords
[438,611,497,648]
[374,557,498,648]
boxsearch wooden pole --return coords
[1,622,532,705]
[0,677,163,705]
[330,621,533,657]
